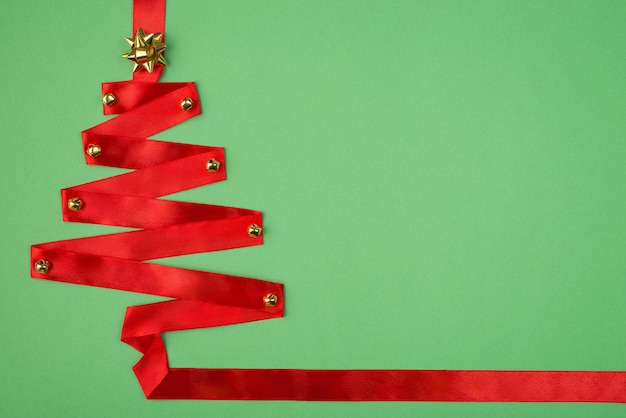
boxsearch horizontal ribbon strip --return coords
[29,0,626,403]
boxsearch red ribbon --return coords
[30,0,626,402]
[132,0,165,83]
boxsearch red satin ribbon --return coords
[132,0,165,82]
[30,0,626,402]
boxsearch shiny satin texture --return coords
[29,0,626,402]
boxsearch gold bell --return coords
[34,260,50,274]
[68,197,83,211]
[264,293,278,307]
[102,93,117,106]
[87,144,102,158]
[248,224,262,238]
[206,158,220,172]
[180,97,194,111]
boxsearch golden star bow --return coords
[122,27,167,73]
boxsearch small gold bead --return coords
[206,158,220,172]
[180,97,194,111]
[264,293,278,307]
[68,197,83,211]
[248,224,262,238]
[86,144,102,158]
[102,93,117,106]
[34,260,50,274]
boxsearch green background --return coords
[1,0,625,416]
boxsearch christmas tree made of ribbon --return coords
[30,0,626,402]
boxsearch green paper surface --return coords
[1,0,625,416]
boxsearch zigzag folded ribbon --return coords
[30,0,626,402]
